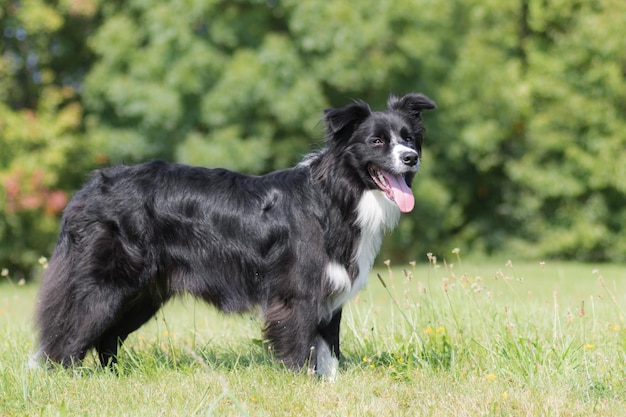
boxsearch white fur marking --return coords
[28,350,42,369]
[323,262,352,321]
[354,190,400,291]
[326,262,351,294]
[322,192,399,319]
[391,137,420,173]
[316,339,338,382]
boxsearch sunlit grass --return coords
[1,252,626,416]
[342,251,626,413]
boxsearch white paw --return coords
[315,340,338,382]
[28,350,42,369]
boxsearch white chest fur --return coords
[353,190,400,290]
[323,190,400,318]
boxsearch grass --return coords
[1,253,626,416]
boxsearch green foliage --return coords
[1,0,626,279]
[435,0,626,260]
[507,0,626,261]
[0,0,100,278]
[82,0,448,170]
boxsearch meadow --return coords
[1,253,625,416]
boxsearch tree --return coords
[436,0,626,261]
[0,0,99,278]
[510,0,626,260]
[3,0,626,280]
[82,0,460,260]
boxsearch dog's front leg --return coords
[315,309,342,381]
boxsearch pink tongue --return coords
[384,173,415,213]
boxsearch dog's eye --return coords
[404,136,413,143]
[372,137,384,145]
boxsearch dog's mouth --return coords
[368,165,415,213]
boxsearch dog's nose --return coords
[401,152,418,167]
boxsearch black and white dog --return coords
[33,93,435,379]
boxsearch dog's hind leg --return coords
[36,251,149,366]
[36,283,129,367]
[263,297,321,371]
[94,293,163,368]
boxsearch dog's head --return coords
[323,93,436,213]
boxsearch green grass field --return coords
[1,255,626,416]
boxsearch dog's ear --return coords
[387,93,436,121]
[323,101,372,141]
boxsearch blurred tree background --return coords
[1,0,625,279]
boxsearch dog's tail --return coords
[32,229,77,366]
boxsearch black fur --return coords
[34,93,435,374]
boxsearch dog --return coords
[32,93,435,379]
